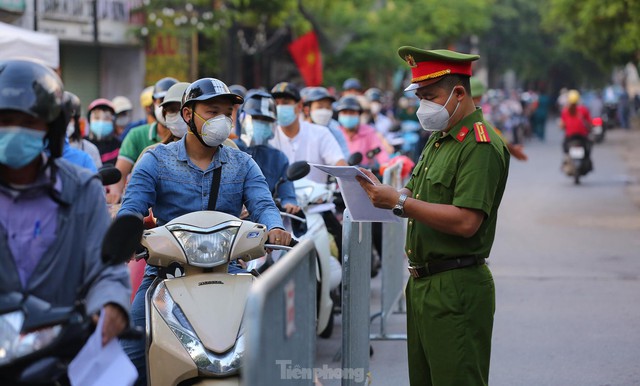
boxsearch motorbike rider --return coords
[364,87,395,140]
[268,82,347,183]
[336,95,390,170]
[118,77,291,386]
[86,98,121,166]
[560,89,593,172]
[64,91,103,169]
[60,91,99,172]
[112,95,134,139]
[0,59,130,348]
[302,86,350,159]
[239,89,300,214]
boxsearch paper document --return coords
[68,310,138,386]
[310,164,400,223]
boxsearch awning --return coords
[0,21,59,68]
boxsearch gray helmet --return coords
[240,90,276,122]
[160,82,191,107]
[302,87,336,105]
[182,78,244,109]
[270,82,301,102]
[342,78,362,91]
[335,95,362,113]
[229,84,247,98]
[153,77,179,100]
[364,88,383,102]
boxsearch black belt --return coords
[408,256,485,279]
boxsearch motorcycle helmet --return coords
[86,98,115,122]
[240,90,277,122]
[302,87,336,106]
[229,84,248,99]
[160,82,191,107]
[364,88,383,102]
[153,77,179,100]
[342,78,362,92]
[140,86,154,107]
[182,78,244,110]
[335,95,362,113]
[0,58,65,158]
[62,91,82,122]
[470,77,486,99]
[112,96,133,115]
[270,82,301,102]
[567,89,580,105]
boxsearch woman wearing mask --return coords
[86,98,121,166]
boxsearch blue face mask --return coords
[338,114,360,130]
[251,120,275,146]
[0,126,47,169]
[90,120,114,139]
[276,105,298,127]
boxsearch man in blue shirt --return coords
[118,77,290,385]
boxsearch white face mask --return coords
[154,104,167,126]
[310,108,333,126]
[416,88,460,132]
[198,114,233,147]
[165,113,188,138]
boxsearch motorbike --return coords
[563,136,592,185]
[136,210,297,385]
[591,116,606,143]
[0,213,143,385]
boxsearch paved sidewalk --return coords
[604,125,640,208]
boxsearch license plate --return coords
[569,147,585,159]
[593,125,603,135]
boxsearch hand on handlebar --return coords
[282,203,301,214]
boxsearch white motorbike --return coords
[136,210,294,385]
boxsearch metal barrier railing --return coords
[371,161,408,341]
[340,209,372,386]
[242,240,317,386]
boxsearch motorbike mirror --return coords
[348,152,363,166]
[366,147,381,159]
[287,161,311,181]
[97,166,122,186]
[101,214,144,265]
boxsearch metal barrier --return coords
[340,209,372,386]
[243,240,317,386]
[371,161,408,341]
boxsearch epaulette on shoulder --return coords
[473,122,491,143]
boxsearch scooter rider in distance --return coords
[118,77,291,385]
[0,59,131,369]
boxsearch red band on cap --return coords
[411,60,472,83]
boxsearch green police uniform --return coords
[398,46,510,386]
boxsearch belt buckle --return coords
[408,266,420,278]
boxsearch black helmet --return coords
[240,90,276,122]
[335,95,362,113]
[270,82,301,102]
[153,77,179,100]
[61,91,81,127]
[0,59,63,123]
[364,88,383,102]
[182,78,244,110]
[342,78,362,91]
[302,87,336,105]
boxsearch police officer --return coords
[358,47,510,386]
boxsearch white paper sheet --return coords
[309,164,400,223]
[68,310,138,386]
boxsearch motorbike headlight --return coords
[0,311,62,365]
[152,281,244,377]
[168,222,241,268]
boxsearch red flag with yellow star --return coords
[288,31,323,86]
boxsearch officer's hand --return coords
[283,203,301,214]
[268,228,292,246]
[356,168,400,210]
